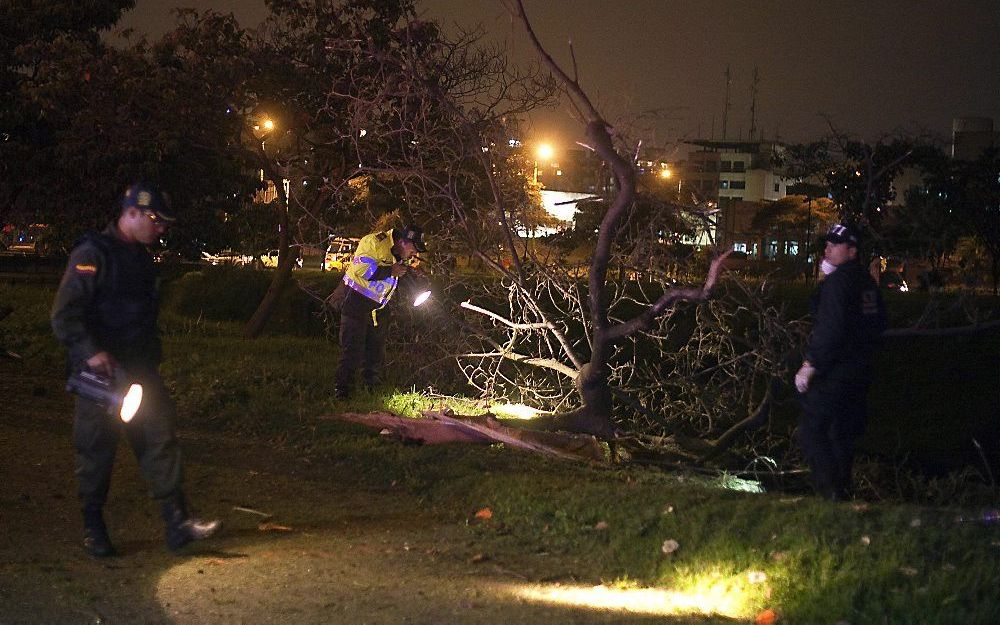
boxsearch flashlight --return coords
[66,369,143,423]
[403,262,433,307]
[412,290,432,307]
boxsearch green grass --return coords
[4,280,1000,623]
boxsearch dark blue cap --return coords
[121,182,174,222]
[398,224,427,252]
[824,223,860,246]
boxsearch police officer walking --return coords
[334,224,426,399]
[51,182,220,557]
[795,223,887,501]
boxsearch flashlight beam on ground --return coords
[504,582,749,618]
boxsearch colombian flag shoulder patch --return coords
[74,264,98,274]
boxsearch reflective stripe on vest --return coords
[343,275,397,306]
[353,255,379,280]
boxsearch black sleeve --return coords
[371,264,394,281]
[51,243,103,362]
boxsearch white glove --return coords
[795,362,816,393]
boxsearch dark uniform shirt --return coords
[806,259,887,385]
[51,223,162,367]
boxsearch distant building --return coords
[890,117,998,207]
[952,117,999,161]
[683,140,791,203]
[525,138,800,251]
[681,140,794,248]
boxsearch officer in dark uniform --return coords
[795,223,887,500]
[51,182,220,557]
[334,225,426,399]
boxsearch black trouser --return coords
[797,380,868,500]
[73,362,182,511]
[335,311,385,394]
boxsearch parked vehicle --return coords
[2,223,49,255]
[261,249,303,269]
[201,249,254,266]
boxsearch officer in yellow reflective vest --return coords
[335,225,426,399]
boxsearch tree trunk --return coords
[245,171,292,339]
[243,250,296,339]
[530,363,615,438]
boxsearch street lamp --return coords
[253,116,276,134]
[534,142,554,184]
[256,117,276,147]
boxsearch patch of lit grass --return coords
[381,390,437,417]
[714,472,766,493]
[505,575,755,619]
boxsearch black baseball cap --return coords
[824,223,860,247]
[398,224,427,252]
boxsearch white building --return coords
[682,141,793,248]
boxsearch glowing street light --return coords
[253,117,276,133]
[659,167,672,179]
[534,142,554,184]
[254,116,277,155]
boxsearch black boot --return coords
[82,506,117,558]
[161,493,221,552]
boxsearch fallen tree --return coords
[321,409,605,463]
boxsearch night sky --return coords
[118,0,1000,150]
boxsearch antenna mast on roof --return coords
[722,65,732,141]
[749,66,760,142]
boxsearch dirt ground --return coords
[0,364,730,625]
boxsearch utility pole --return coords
[722,65,732,142]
